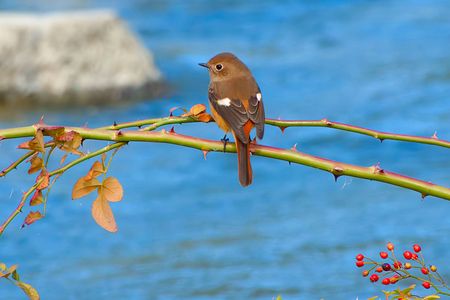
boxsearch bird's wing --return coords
[208,87,250,143]
[247,91,265,140]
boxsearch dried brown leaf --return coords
[36,170,49,190]
[16,281,40,300]
[196,112,212,122]
[72,177,101,200]
[28,156,43,175]
[56,131,82,154]
[190,104,207,116]
[18,130,45,153]
[43,126,65,138]
[84,161,104,180]
[8,265,17,275]
[30,190,44,206]
[91,194,117,232]
[0,264,17,278]
[101,177,123,202]
[24,211,43,226]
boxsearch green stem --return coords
[1,122,450,234]
[93,116,450,149]
[10,125,450,200]
[5,116,447,149]
[0,150,35,177]
[0,180,41,235]
[2,125,450,200]
[265,118,450,149]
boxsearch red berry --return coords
[380,251,389,259]
[362,270,369,277]
[403,251,412,260]
[356,261,364,267]
[356,254,364,261]
[382,263,391,271]
[393,261,402,269]
[422,281,431,289]
[376,266,383,273]
[382,278,390,285]
[370,274,379,282]
[411,253,419,260]
[413,244,421,253]
[404,262,412,269]
[390,275,400,284]
[421,267,429,275]
[387,242,394,251]
[430,265,437,272]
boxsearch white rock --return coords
[0,11,164,105]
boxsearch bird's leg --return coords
[221,134,229,152]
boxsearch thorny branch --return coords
[0,112,449,236]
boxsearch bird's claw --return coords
[221,134,229,152]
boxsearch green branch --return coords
[264,118,450,149]
[94,116,450,149]
[0,118,449,235]
[1,124,449,201]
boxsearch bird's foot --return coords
[220,134,229,152]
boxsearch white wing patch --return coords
[256,93,262,102]
[217,98,231,106]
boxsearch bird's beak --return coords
[198,62,209,69]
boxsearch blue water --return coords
[1,1,450,299]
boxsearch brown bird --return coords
[199,52,265,186]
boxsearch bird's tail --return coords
[234,121,253,187]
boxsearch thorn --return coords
[0,136,4,142]
[117,130,123,136]
[169,106,181,117]
[373,162,384,174]
[332,166,344,181]
[379,138,384,143]
[321,118,332,126]
[288,161,291,165]
[279,126,286,134]
[421,193,427,199]
[138,125,142,129]
[113,121,117,127]
[431,131,438,139]
[291,143,298,151]
[202,150,209,160]
[333,166,344,173]
[170,126,175,133]
[38,115,45,125]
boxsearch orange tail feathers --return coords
[233,121,254,187]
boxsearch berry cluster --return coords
[355,242,449,297]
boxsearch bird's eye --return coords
[215,64,223,71]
